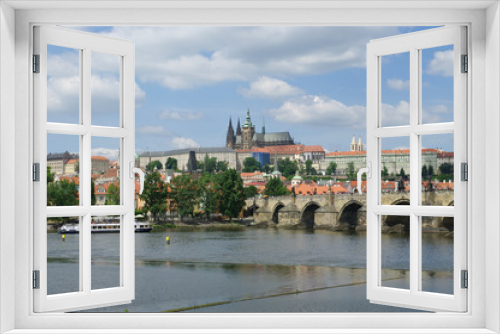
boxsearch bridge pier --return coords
[277,203,301,228]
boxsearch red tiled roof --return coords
[92,156,109,161]
[66,159,78,164]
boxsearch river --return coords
[46,228,454,313]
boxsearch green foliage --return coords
[382,165,389,178]
[348,162,356,181]
[439,162,453,175]
[264,177,290,197]
[243,185,258,199]
[428,165,434,177]
[47,166,55,183]
[140,171,168,222]
[196,160,204,171]
[325,162,337,176]
[278,158,298,178]
[170,174,198,220]
[75,161,79,173]
[198,174,216,219]
[214,169,245,221]
[146,160,163,172]
[105,182,120,205]
[422,165,428,177]
[203,155,218,173]
[216,161,229,172]
[47,180,79,206]
[165,157,178,170]
[264,163,273,174]
[243,157,261,172]
[91,180,96,206]
[305,159,314,175]
[400,168,406,177]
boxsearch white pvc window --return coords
[366,26,467,312]
[33,26,136,312]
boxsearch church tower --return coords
[226,118,235,149]
[357,137,363,151]
[241,108,255,150]
[236,118,242,136]
[350,135,357,152]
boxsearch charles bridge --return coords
[244,191,454,231]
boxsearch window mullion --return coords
[409,47,420,295]
[81,48,92,294]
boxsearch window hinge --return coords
[461,162,468,181]
[461,270,468,289]
[33,270,40,289]
[33,54,40,73]
[33,163,40,182]
[461,54,468,73]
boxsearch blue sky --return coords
[47,26,454,160]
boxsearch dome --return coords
[292,171,303,181]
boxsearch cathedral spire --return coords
[244,108,253,128]
[236,118,242,136]
[226,117,235,149]
[262,117,266,134]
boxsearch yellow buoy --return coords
[166,236,170,244]
[62,234,66,243]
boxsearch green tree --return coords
[75,161,79,174]
[278,158,298,178]
[264,163,273,174]
[422,165,428,177]
[264,177,290,197]
[243,185,258,199]
[203,155,218,174]
[170,174,198,220]
[348,162,356,181]
[305,159,313,175]
[196,160,204,171]
[47,166,55,183]
[216,161,229,172]
[428,165,434,177]
[146,160,163,172]
[325,162,337,176]
[198,174,216,220]
[400,168,406,177]
[105,182,120,205]
[140,171,168,222]
[91,180,96,206]
[243,157,261,172]
[439,162,454,175]
[165,157,178,170]
[214,169,245,221]
[47,180,79,206]
[382,165,389,177]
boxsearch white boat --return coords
[58,222,152,234]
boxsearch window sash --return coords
[366,26,467,312]
[33,25,136,313]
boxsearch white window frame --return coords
[0,2,499,333]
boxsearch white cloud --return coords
[85,26,401,90]
[426,50,453,77]
[387,79,409,91]
[381,100,410,126]
[422,104,452,123]
[136,125,172,136]
[266,95,365,128]
[91,148,119,161]
[46,53,146,115]
[158,109,204,121]
[240,76,303,99]
[171,137,199,149]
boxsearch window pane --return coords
[381,52,410,127]
[91,52,121,127]
[92,216,121,290]
[421,45,454,124]
[47,45,81,124]
[381,215,410,290]
[420,133,454,206]
[47,216,80,295]
[47,134,80,206]
[421,216,454,294]
[380,137,410,205]
[91,137,120,206]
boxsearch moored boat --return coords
[58,222,153,234]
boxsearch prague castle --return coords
[226,109,295,150]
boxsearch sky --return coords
[46,26,454,161]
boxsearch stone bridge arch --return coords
[299,201,321,228]
[383,199,410,229]
[271,202,285,224]
[243,203,259,218]
[338,200,364,227]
